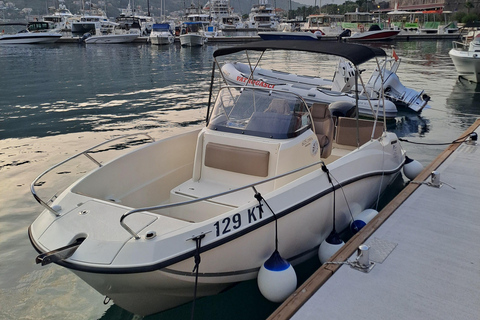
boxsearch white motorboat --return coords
[247,0,279,31]
[149,23,174,45]
[116,0,155,36]
[301,13,344,37]
[180,22,206,47]
[83,32,139,44]
[42,3,80,32]
[82,21,139,44]
[0,21,62,44]
[258,31,321,41]
[206,0,245,30]
[449,25,480,83]
[346,25,400,41]
[29,40,416,317]
[71,14,111,35]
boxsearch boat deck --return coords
[269,118,480,320]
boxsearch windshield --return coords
[208,87,312,139]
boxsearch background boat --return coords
[179,21,206,46]
[346,24,400,41]
[449,23,480,83]
[258,30,321,41]
[0,21,62,44]
[149,23,174,45]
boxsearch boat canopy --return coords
[208,87,311,139]
[213,40,386,66]
[152,23,171,30]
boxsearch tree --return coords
[465,1,474,14]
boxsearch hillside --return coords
[2,0,307,19]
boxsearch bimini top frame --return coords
[208,40,389,126]
[212,40,387,66]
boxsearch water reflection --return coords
[387,111,430,138]
[446,78,480,116]
[0,44,216,139]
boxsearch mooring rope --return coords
[398,131,475,146]
[190,234,205,320]
[253,186,278,251]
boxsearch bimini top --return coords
[213,40,386,66]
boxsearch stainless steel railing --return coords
[31,133,155,216]
[120,160,325,240]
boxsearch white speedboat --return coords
[84,32,139,44]
[449,33,480,83]
[29,40,414,317]
[179,22,206,47]
[346,25,400,41]
[258,31,321,41]
[0,21,62,44]
[149,23,174,45]
[82,22,139,44]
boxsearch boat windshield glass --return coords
[208,87,311,139]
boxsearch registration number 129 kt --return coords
[213,203,264,237]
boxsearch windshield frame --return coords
[207,86,313,139]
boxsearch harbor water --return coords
[1,40,479,320]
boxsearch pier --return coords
[55,32,462,44]
[269,118,480,320]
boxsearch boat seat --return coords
[335,117,384,148]
[311,102,334,158]
[204,142,269,177]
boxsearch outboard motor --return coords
[338,29,351,39]
[79,32,91,43]
[329,101,356,118]
[331,58,356,92]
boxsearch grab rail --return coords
[452,41,468,50]
[120,160,325,240]
[31,133,155,217]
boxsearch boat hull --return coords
[258,31,319,41]
[347,30,400,41]
[34,168,401,316]
[150,35,174,45]
[29,127,404,316]
[180,34,205,47]
[449,48,480,83]
[84,34,139,44]
[0,33,62,44]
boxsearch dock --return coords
[269,118,480,320]
[56,32,461,44]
